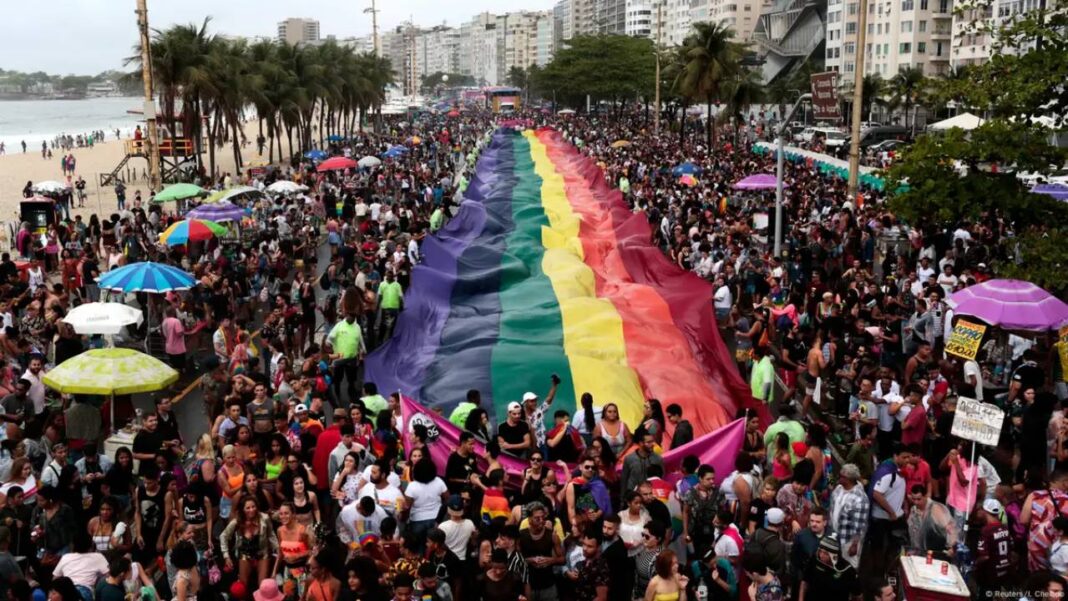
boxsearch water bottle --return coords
[696,584,709,601]
[134,407,144,430]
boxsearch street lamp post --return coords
[653,2,663,134]
[774,93,811,257]
[364,0,380,56]
[847,0,871,199]
[135,0,161,192]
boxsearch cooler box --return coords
[899,556,970,601]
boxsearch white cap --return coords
[766,507,785,525]
[983,499,1003,517]
[507,402,522,413]
[522,392,538,402]
[295,403,308,413]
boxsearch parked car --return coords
[869,139,907,153]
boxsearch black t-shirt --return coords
[81,259,99,283]
[133,429,165,475]
[646,499,672,531]
[445,451,477,493]
[209,292,230,321]
[0,261,16,283]
[426,548,463,583]
[496,421,531,448]
[802,560,860,601]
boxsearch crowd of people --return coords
[0,102,1063,601]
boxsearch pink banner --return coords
[401,395,746,490]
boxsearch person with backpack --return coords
[866,443,913,576]
[746,507,787,578]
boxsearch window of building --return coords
[868,23,875,34]
[900,42,911,52]
[848,2,858,14]
[875,44,881,54]
[935,41,944,56]
[903,0,914,9]
[845,42,856,54]
[938,0,948,11]
[846,21,857,34]
[845,61,855,72]
[917,41,926,53]
[919,20,927,31]
[901,20,912,32]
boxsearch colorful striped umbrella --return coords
[186,201,245,222]
[316,156,357,172]
[152,183,206,202]
[97,262,197,293]
[158,219,228,246]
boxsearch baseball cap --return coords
[766,507,785,525]
[295,403,308,413]
[522,392,538,402]
[983,498,1003,517]
[507,401,522,413]
[447,494,464,513]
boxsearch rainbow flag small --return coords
[481,488,511,525]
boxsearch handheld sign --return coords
[945,319,986,361]
[950,397,1004,446]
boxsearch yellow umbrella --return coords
[611,140,631,148]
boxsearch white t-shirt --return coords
[404,477,448,521]
[714,285,733,311]
[438,518,477,557]
[872,469,906,520]
[357,482,404,515]
[53,552,109,589]
[358,465,401,490]
[1052,540,1068,576]
[713,525,742,558]
[963,360,984,401]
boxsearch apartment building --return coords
[415,26,462,77]
[691,0,771,40]
[277,18,320,46]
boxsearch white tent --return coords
[928,112,985,131]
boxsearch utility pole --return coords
[135,0,161,192]
[846,0,871,200]
[654,1,663,134]
[364,0,380,56]
[775,93,811,257]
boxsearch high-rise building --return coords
[625,0,658,37]
[536,12,558,65]
[277,18,320,46]
[827,0,953,86]
[416,26,462,78]
[664,0,696,45]
[751,0,827,83]
[596,0,629,33]
[459,12,503,86]
[555,0,574,40]
[690,0,772,41]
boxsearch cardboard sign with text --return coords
[945,319,987,361]
[951,397,1004,446]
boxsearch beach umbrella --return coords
[186,200,245,222]
[672,162,703,176]
[204,186,262,204]
[32,180,70,194]
[447,110,460,117]
[44,348,178,432]
[159,219,228,246]
[358,156,382,168]
[611,140,631,148]
[1032,183,1068,201]
[97,262,196,294]
[411,136,422,145]
[557,109,576,115]
[266,181,308,195]
[316,156,357,172]
[733,173,780,191]
[153,183,206,203]
[383,146,408,159]
[679,174,699,187]
[327,135,344,142]
[304,149,328,161]
[947,279,1068,331]
[62,302,143,336]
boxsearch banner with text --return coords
[945,319,987,360]
[810,72,841,121]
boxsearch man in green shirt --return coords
[430,206,445,232]
[750,346,776,403]
[378,271,404,343]
[327,312,366,404]
[764,403,807,466]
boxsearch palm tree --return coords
[861,74,887,122]
[723,69,765,143]
[891,66,927,134]
[677,22,745,148]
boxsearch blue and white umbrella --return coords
[304,149,328,161]
[382,146,408,159]
[327,134,344,142]
[97,262,197,294]
[672,162,702,176]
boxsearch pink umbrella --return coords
[316,157,357,172]
[679,174,698,187]
[733,173,780,190]
[948,279,1068,331]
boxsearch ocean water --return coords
[0,96,142,152]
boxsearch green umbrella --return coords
[153,183,207,203]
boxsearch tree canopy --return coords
[531,35,656,108]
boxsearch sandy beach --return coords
[0,119,269,249]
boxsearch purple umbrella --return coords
[733,173,780,191]
[186,200,245,223]
[948,279,1068,331]
[1032,183,1068,201]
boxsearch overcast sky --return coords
[0,0,556,75]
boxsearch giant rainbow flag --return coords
[366,128,755,436]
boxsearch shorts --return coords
[799,372,816,395]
